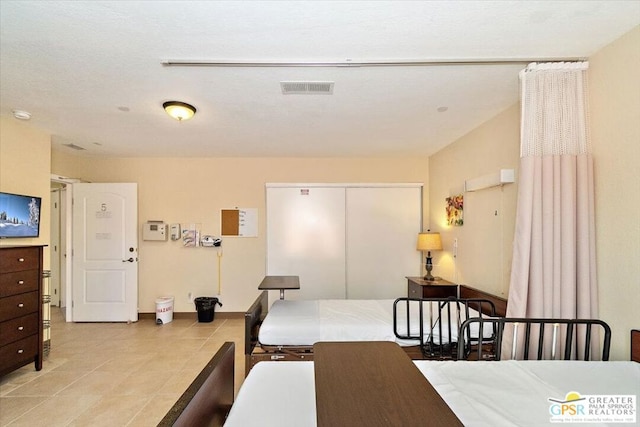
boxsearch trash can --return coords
[194,297,223,323]
[156,296,174,325]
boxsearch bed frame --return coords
[459,284,507,316]
[166,328,637,426]
[244,285,509,372]
[458,317,612,361]
[158,342,235,427]
[393,296,499,360]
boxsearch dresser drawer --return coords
[0,247,40,273]
[0,291,39,322]
[0,270,40,297]
[0,313,39,346]
[0,335,38,372]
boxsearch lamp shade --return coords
[416,232,442,251]
[163,101,196,121]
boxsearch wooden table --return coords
[258,275,300,300]
[313,341,462,427]
[407,276,457,299]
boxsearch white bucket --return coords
[155,296,174,324]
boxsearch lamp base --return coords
[424,254,436,282]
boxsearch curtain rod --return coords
[161,58,586,68]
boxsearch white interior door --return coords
[60,186,68,311]
[267,186,346,300]
[346,186,422,299]
[72,183,138,322]
[50,189,61,306]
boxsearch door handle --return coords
[122,258,135,263]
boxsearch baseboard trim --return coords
[138,312,243,320]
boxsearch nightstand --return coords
[407,277,457,299]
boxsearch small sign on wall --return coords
[221,208,258,237]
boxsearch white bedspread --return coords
[258,299,396,345]
[224,360,640,427]
[416,360,640,426]
[258,298,490,346]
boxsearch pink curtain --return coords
[506,62,599,359]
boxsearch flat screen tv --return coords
[0,191,42,238]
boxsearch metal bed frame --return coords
[458,317,612,361]
[393,297,499,360]
[244,288,508,373]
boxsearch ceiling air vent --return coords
[63,143,86,151]
[280,81,334,95]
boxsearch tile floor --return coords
[0,308,246,426]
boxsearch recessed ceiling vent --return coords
[63,143,86,151]
[280,81,334,95]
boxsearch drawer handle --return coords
[18,326,24,331]
[17,303,24,308]
[18,280,25,285]
[18,258,25,262]
[17,349,24,354]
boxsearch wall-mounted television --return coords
[0,191,42,239]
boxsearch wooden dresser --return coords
[0,245,44,377]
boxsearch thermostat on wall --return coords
[143,221,167,241]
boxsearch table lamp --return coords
[416,231,442,281]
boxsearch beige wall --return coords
[428,26,640,360]
[0,116,51,262]
[50,156,429,312]
[428,104,520,298]
[589,26,640,360]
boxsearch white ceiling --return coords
[1,1,638,158]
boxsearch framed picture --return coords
[446,194,463,226]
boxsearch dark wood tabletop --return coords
[313,341,463,427]
[258,275,300,299]
[257,275,300,290]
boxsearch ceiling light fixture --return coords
[163,101,196,121]
[12,110,32,120]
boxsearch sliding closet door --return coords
[346,186,422,299]
[266,186,346,300]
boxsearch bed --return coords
[244,287,505,372]
[225,357,639,426]
[227,319,635,426]
[164,322,639,427]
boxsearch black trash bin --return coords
[194,297,223,323]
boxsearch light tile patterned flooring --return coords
[0,308,245,426]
